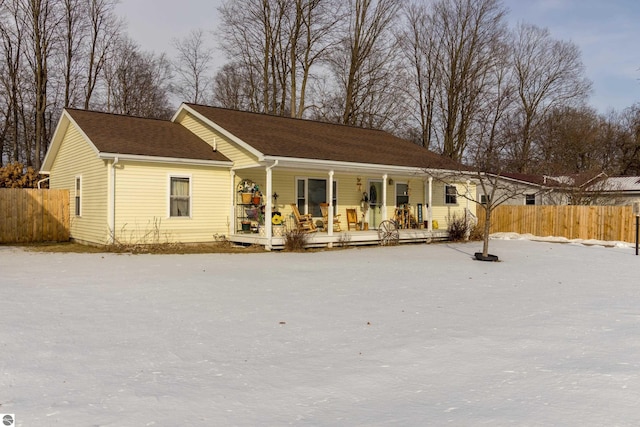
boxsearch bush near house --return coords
[0,162,46,188]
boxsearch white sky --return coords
[115,0,640,113]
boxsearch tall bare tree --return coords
[172,29,214,104]
[508,23,592,173]
[83,0,120,109]
[398,2,440,148]
[103,37,173,119]
[430,0,507,162]
[329,0,401,127]
[22,0,61,169]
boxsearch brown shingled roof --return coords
[66,108,230,162]
[185,104,464,170]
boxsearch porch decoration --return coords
[272,211,283,225]
[238,179,261,204]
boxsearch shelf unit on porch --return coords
[237,192,263,233]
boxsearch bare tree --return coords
[508,23,592,173]
[287,0,342,118]
[103,37,173,119]
[328,0,401,127]
[212,62,253,111]
[172,29,214,104]
[217,0,340,117]
[22,0,62,169]
[431,0,507,162]
[218,0,289,115]
[0,0,26,164]
[398,2,440,148]
[83,0,121,109]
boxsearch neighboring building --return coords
[582,176,640,205]
[41,104,477,249]
[477,172,610,206]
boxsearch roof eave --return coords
[260,155,462,175]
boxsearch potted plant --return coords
[238,179,259,204]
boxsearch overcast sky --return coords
[115,0,640,113]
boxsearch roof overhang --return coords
[249,155,466,177]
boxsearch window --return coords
[296,178,337,217]
[480,194,491,205]
[396,183,409,206]
[445,185,457,205]
[74,176,82,216]
[170,176,191,217]
[525,194,536,205]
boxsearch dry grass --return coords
[17,241,265,254]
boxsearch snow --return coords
[1,237,640,426]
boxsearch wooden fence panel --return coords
[0,189,70,243]
[477,205,636,243]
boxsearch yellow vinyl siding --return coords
[49,124,109,245]
[113,162,230,243]
[177,113,259,168]
[431,181,476,229]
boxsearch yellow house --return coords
[41,104,477,249]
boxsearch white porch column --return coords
[428,176,433,231]
[229,170,236,236]
[265,162,277,251]
[327,170,334,237]
[382,173,388,221]
[328,170,334,237]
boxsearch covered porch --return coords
[227,159,469,250]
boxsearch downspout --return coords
[265,160,278,251]
[37,177,49,189]
[109,157,119,244]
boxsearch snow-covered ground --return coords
[2,236,640,426]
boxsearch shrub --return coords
[0,162,45,188]
[283,228,309,251]
[447,213,470,242]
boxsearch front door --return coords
[367,179,383,228]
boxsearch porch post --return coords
[329,171,335,235]
[230,170,236,236]
[428,176,433,231]
[382,173,388,221]
[265,162,275,250]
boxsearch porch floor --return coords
[228,228,449,250]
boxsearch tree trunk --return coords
[482,205,491,257]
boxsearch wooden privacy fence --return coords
[477,205,636,243]
[0,189,69,243]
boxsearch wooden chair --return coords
[319,203,342,231]
[346,208,359,231]
[290,204,317,232]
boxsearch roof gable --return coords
[182,104,464,170]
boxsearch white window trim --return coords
[168,174,192,218]
[445,184,458,205]
[395,181,409,206]
[295,176,338,216]
[74,175,82,217]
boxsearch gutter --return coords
[98,152,232,168]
